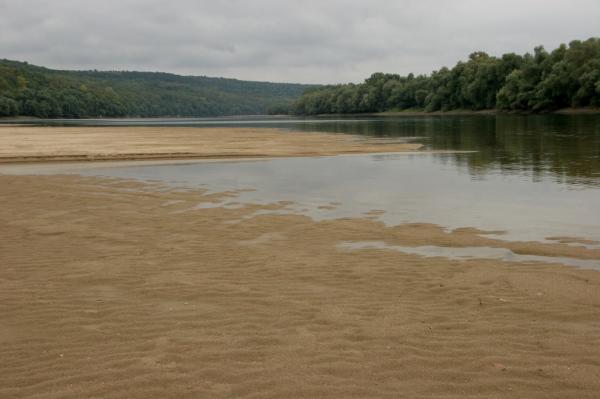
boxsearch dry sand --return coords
[2,173,600,398]
[0,125,422,163]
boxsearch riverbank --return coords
[0,126,422,163]
[377,107,600,117]
[305,107,600,118]
[1,173,600,398]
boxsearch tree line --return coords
[292,38,600,115]
[0,60,312,118]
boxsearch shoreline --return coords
[2,107,600,124]
[0,151,476,173]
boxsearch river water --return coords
[2,115,599,245]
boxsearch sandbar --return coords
[0,125,422,163]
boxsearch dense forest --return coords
[292,38,600,115]
[0,60,312,118]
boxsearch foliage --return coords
[293,38,600,115]
[0,60,313,118]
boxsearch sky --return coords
[1,0,599,84]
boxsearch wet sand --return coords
[2,174,600,398]
[0,126,422,163]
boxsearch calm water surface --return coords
[2,115,600,244]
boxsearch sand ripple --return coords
[1,175,600,398]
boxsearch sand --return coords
[2,172,600,398]
[0,126,422,163]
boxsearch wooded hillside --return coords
[0,60,313,118]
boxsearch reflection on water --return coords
[276,115,600,188]
[4,114,600,187]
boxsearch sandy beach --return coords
[0,126,422,163]
[1,126,600,398]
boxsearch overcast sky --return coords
[1,0,599,84]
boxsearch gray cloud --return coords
[1,0,599,83]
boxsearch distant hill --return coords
[0,59,315,118]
